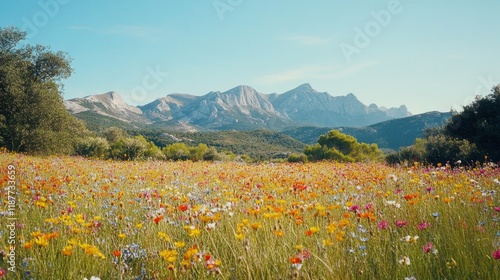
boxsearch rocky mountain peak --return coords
[295,83,314,91]
[65,83,413,131]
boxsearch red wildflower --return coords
[290,256,302,264]
[178,204,189,212]
[154,215,164,224]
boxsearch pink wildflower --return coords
[423,242,433,254]
[493,248,500,260]
[378,220,389,230]
[418,221,430,231]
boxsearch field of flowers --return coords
[1,152,499,279]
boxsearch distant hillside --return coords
[130,129,306,160]
[282,111,452,151]
[72,111,140,131]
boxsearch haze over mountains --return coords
[64,83,411,131]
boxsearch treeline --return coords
[128,129,305,160]
[387,86,500,166]
[74,127,229,161]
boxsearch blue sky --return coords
[1,0,499,114]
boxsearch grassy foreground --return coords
[1,152,499,279]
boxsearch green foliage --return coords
[163,142,218,161]
[318,130,357,155]
[189,143,209,161]
[163,142,191,161]
[103,127,127,143]
[287,153,308,163]
[75,137,110,159]
[0,26,88,154]
[445,85,500,161]
[304,130,383,162]
[143,140,165,160]
[120,137,147,160]
[387,133,481,166]
[386,138,427,165]
[389,86,499,166]
[131,129,305,161]
[424,134,480,165]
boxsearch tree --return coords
[108,136,147,160]
[75,137,110,159]
[387,132,481,166]
[304,129,382,162]
[189,143,209,161]
[424,134,479,166]
[445,85,500,161]
[121,137,147,160]
[103,127,127,143]
[386,138,427,165]
[163,143,191,161]
[287,153,308,163]
[318,130,357,155]
[0,26,87,154]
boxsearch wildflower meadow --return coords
[1,152,499,279]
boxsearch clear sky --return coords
[1,0,499,114]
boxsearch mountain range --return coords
[64,83,411,131]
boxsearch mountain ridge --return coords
[64,84,412,131]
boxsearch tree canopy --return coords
[387,85,499,166]
[304,129,382,162]
[445,85,500,161]
[0,26,87,154]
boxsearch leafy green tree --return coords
[189,143,209,161]
[304,130,382,162]
[318,130,357,155]
[386,138,427,165]
[287,153,308,163]
[203,147,219,161]
[387,133,480,166]
[0,26,88,154]
[445,85,500,161]
[103,127,127,143]
[121,137,147,160]
[75,137,110,159]
[163,143,191,161]
[143,140,164,160]
[424,134,480,165]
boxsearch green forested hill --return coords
[129,129,306,159]
[282,111,452,151]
